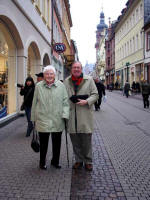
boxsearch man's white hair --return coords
[43,65,56,75]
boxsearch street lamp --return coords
[126,62,130,82]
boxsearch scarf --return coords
[71,73,83,93]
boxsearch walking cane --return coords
[65,120,69,167]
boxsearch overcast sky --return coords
[69,0,127,66]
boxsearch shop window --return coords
[0,22,16,119]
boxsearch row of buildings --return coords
[95,0,150,89]
[0,0,78,123]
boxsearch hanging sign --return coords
[53,43,66,53]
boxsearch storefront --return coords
[0,0,53,123]
[135,63,144,83]
[130,66,135,84]
[0,21,17,119]
[144,63,150,82]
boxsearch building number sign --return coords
[53,43,66,53]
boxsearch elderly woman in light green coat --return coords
[31,65,69,170]
[64,61,98,171]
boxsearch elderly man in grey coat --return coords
[64,61,98,171]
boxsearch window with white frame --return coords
[140,3,143,18]
[140,31,143,48]
[122,46,124,58]
[127,20,129,31]
[133,37,135,52]
[147,31,150,51]
[124,43,126,57]
[127,41,129,56]
[136,34,139,51]
[136,8,139,22]
[130,39,132,54]
[132,13,135,26]
[130,17,132,29]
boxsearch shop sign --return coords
[53,43,66,53]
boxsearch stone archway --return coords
[0,16,23,118]
[27,42,41,79]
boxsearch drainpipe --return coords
[51,0,54,56]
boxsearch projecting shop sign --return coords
[53,43,66,53]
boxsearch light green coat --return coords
[64,75,98,134]
[31,80,69,133]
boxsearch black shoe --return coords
[51,162,61,169]
[72,162,83,169]
[39,165,47,170]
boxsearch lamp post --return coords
[126,62,130,82]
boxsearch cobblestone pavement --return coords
[70,127,127,200]
[0,91,150,200]
[93,92,150,200]
[0,116,73,200]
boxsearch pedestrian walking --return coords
[109,82,114,92]
[31,65,69,170]
[124,80,130,98]
[64,61,98,171]
[94,77,105,111]
[20,77,35,137]
[141,79,150,108]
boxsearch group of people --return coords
[123,80,150,109]
[20,61,99,171]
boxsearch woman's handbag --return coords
[31,128,40,153]
[20,102,25,111]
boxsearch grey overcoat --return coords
[64,75,98,134]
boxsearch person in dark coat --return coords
[94,78,105,111]
[141,80,150,108]
[35,72,44,83]
[132,81,136,92]
[20,77,35,137]
[136,82,140,93]
[124,80,130,98]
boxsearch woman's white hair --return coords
[43,65,56,75]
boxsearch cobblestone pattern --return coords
[0,116,73,200]
[70,126,127,200]
[95,95,150,200]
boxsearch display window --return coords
[0,21,16,119]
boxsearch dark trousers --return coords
[25,106,33,136]
[142,94,149,108]
[94,96,102,110]
[38,132,62,166]
[125,90,129,98]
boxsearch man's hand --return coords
[76,99,88,106]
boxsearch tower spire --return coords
[101,0,103,12]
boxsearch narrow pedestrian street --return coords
[0,91,150,200]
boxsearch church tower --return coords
[95,10,108,49]
[95,8,108,81]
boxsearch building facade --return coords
[115,0,145,88]
[144,17,150,82]
[105,21,116,88]
[0,0,74,122]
